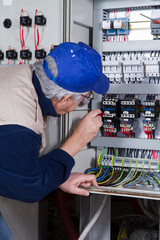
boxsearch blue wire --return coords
[85,168,99,175]
[126,172,152,188]
[136,172,152,188]
[97,167,109,181]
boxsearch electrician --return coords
[0,42,109,239]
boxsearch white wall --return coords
[0,0,63,64]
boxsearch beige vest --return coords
[0,64,46,150]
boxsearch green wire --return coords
[113,156,133,187]
[103,147,106,155]
[152,175,160,187]
[111,157,125,184]
[98,167,115,185]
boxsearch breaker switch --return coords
[0,51,4,60]
[6,50,17,60]
[20,50,32,60]
[3,18,12,29]
[20,16,32,27]
[35,49,46,59]
[35,15,46,25]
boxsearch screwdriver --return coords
[140,13,160,24]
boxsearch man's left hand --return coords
[59,172,98,196]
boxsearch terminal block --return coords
[144,57,160,77]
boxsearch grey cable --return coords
[78,195,109,240]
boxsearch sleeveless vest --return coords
[0,64,46,150]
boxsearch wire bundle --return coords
[85,149,160,189]
[143,126,154,139]
[121,127,135,138]
[105,129,116,137]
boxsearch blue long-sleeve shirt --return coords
[0,72,75,202]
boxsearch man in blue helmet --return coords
[0,42,109,239]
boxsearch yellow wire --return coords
[114,168,139,188]
[152,175,160,186]
[128,169,149,188]
[113,156,133,187]
[111,158,125,185]
[121,157,125,166]
[96,167,103,178]
[112,168,124,184]
[136,158,139,168]
[149,159,152,170]
[87,171,98,175]
[142,159,145,169]
[98,167,115,185]
[116,148,118,157]
[111,156,115,166]
[157,160,160,172]
[97,154,101,168]
[129,157,133,168]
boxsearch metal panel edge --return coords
[94,0,160,10]
[91,137,160,150]
[103,40,160,52]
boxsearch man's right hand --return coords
[60,109,103,156]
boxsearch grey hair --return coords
[32,55,87,102]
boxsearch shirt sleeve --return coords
[0,125,75,202]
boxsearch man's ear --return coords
[60,95,74,105]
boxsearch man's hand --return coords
[60,109,103,156]
[59,172,98,196]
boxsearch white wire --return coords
[78,195,109,240]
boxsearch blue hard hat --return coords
[43,42,110,94]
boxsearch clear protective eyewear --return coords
[81,92,94,104]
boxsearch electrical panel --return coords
[87,0,160,200]
[0,0,63,64]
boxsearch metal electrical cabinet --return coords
[0,1,94,240]
[80,0,160,239]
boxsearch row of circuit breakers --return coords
[102,53,160,83]
[0,10,49,61]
